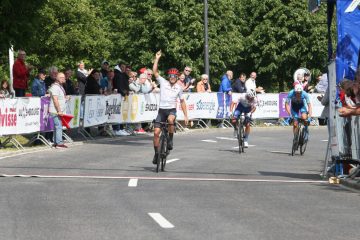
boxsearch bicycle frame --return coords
[291,118,309,156]
[155,121,171,172]
[236,114,251,154]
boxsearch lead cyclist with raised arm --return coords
[152,50,189,164]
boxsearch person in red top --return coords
[12,50,33,97]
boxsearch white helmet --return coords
[246,89,256,98]
[294,84,303,92]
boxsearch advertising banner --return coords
[105,94,122,123]
[0,98,18,136]
[40,97,54,132]
[252,94,279,119]
[16,97,41,134]
[278,93,290,118]
[177,93,218,120]
[65,95,81,128]
[83,95,107,127]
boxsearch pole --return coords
[204,0,210,82]
[8,46,14,93]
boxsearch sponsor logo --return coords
[196,100,215,113]
[0,108,17,127]
[105,98,121,115]
[257,99,278,108]
[145,103,158,111]
[18,106,40,119]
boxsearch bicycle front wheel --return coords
[300,128,308,155]
[291,127,300,156]
[238,120,244,153]
[160,134,167,171]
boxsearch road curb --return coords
[340,178,360,191]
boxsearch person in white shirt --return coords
[49,72,69,148]
[245,72,265,94]
[152,50,189,164]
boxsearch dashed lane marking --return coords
[148,213,174,228]
[128,178,138,187]
[166,158,180,164]
[201,140,217,143]
[321,140,328,142]
[233,145,256,148]
[216,137,237,141]
[0,174,328,184]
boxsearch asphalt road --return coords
[0,126,359,240]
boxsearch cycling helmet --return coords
[246,89,256,98]
[294,84,303,92]
[167,68,179,75]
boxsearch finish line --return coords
[0,174,328,184]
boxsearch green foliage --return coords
[0,0,332,92]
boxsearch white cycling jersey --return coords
[232,93,257,108]
[156,76,184,109]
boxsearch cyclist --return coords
[230,89,257,147]
[285,84,312,136]
[152,50,189,164]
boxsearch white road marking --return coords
[0,174,328,184]
[201,140,217,143]
[321,140,328,142]
[233,145,255,149]
[166,158,180,164]
[216,137,237,141]
[128,178,138,187]
[148,213,174,228]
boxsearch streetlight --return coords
[204,0,210,82]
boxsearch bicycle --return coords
[291,117,310,156]
[155,121,172,172]
[233,114,252,154]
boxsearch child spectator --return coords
[0,80,12,98]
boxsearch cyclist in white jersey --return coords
[152,50,189,164]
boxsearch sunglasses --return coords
[185,69,191,72]
[168,74,178,79]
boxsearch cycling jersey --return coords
[233,93,257,118]
[156,76,184,109]
[286,90,310,117]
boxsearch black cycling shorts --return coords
[154,108,177,128]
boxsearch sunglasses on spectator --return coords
[185,69,191,72]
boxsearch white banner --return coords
[83,95,107,127]
[309,93,324,117]
[0,98,18,136]
[253,94,279,119]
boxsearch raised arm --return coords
[152,50,162,79]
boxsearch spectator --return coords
[105,70,114,94]
[76,61,91,96]
[219,70,233,94]
[12,50,33,97]
[112,63,130,136]
[196,74,211,93]
[177,73,188,91]
[338,80,360,116]
[31,68,47,97]
[183,66,194,92]
[64,68,76,95]
[0,80,12,98]
[49,72,68,148]
[315,73,328,93]
[100,60,110,79]
[232,73,247,93]
[246,72,265,94]
[85,69,101,95]
[129,72,142,93]
[146,69,160,93]
[113,62,130,97]
[44,66,58,91]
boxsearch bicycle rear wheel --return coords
[300,128,308,155]
[291,127,300,156]
[160,134,167,171]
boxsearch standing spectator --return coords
[12,50,33,97]
[245,72,265,94]
[113,63,130,96]
[183,66,195,92]
[44,66,58,91]
[0,80,12,98]
[105,70,114,94]
[232,73,247,93]
[100,60,110,79]
[49,72,68,148]
[177,73,188,91]
[64,68,76,95]
[76,61,91,96]
[85,69,101,95]
[219,70,233,94]
[315,73,328,93]
[196,74,211,93]
[31,68,47,97]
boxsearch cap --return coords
[38,68,46,75]
[139,67,147,74]
[102,60,109,65]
